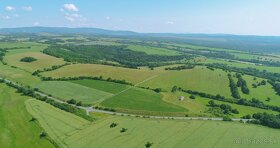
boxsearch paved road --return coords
[0,77,252,122]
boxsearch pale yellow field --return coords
[4,52,65,72]
[41,64,163,84]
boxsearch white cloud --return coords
[64,13,86,22]
[63,4,78,12]
[33,22,40,26]
[166,21,175,25]
[22,6,32,11]
[106,16,111,20]
[1,15,10,19]
[5,6,15,11]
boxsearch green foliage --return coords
[165,65,195,71]
[251,112,280,129]
[145,142,153,148]
[228,74,240,99]
[67,99,77,104]
[43,45,193,68]
[110,123,118,128]
[120,128,128,133]
[20,57,37,62]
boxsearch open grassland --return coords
[26,99,280,148]
[70,79,129,94]
[35,81,113,104]
[0,63,41,86]
[41,64,162,84]
[5,52,65,72]
[162,92,277,118]
[166,43,242,53]
[100,87,186,114]
[140,66,232,98]
[25,99,90,148]
[204,58,280,73]
[128,45,181,56]
[0,42,44,49]
[235,75,280,106]
[0,84,53,148]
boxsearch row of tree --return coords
[177,87,280,113]
[268,80,280,96]
[41,75,133,86]
[236,73,250,94]
[228,74,240,99]
[32,63,71,76]
[164,65,195,71]
[205,63,280,82]
[250,112,280,129]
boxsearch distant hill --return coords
[0,27,138,36]
[1,27,280,53]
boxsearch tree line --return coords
[236,73,250,94]
[176,86,280,113]
[228,74,240,99]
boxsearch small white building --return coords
[179,96,185,101]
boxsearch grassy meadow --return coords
[35,81,113,104]
[100,87,186,114]
[26,99,280,148]
[140,66,232,98]
[128,45,181,55]
[0,84,53,148]
[41,63,163,84]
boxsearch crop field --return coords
[26,99,280,148]
[35,81,113,104]
[4,52,65,72]
[100,87,186,114]
[0,63,41,86]
[128,45,181,55]
[70,79,129,94]
[140,66,232,98]
[41,64,163,84]
[0,84,53,148]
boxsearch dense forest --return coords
[43,45,193,68]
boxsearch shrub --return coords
[67,99,77,104]
[145,142,153,148]
[20,57,37,62]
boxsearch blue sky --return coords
[0,0,280,35]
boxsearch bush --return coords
[189,95,196,99]
[145,142,153,148]
[120,128,128,133]
[223,116,232,121]
[40,131,47,138]
[110,123,118,128]
[76,101,83,106]
[20,57,37,62]
[67,99,77,104]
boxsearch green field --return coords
[100,87,186,114]
[5,51,65,72]
[0,84,53,148]
[70,79,129,94]
[128,45,181,55]
[35,81,113,104]
[26,99,280,148]
[0,62,41,86]
[140,66,232,98]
